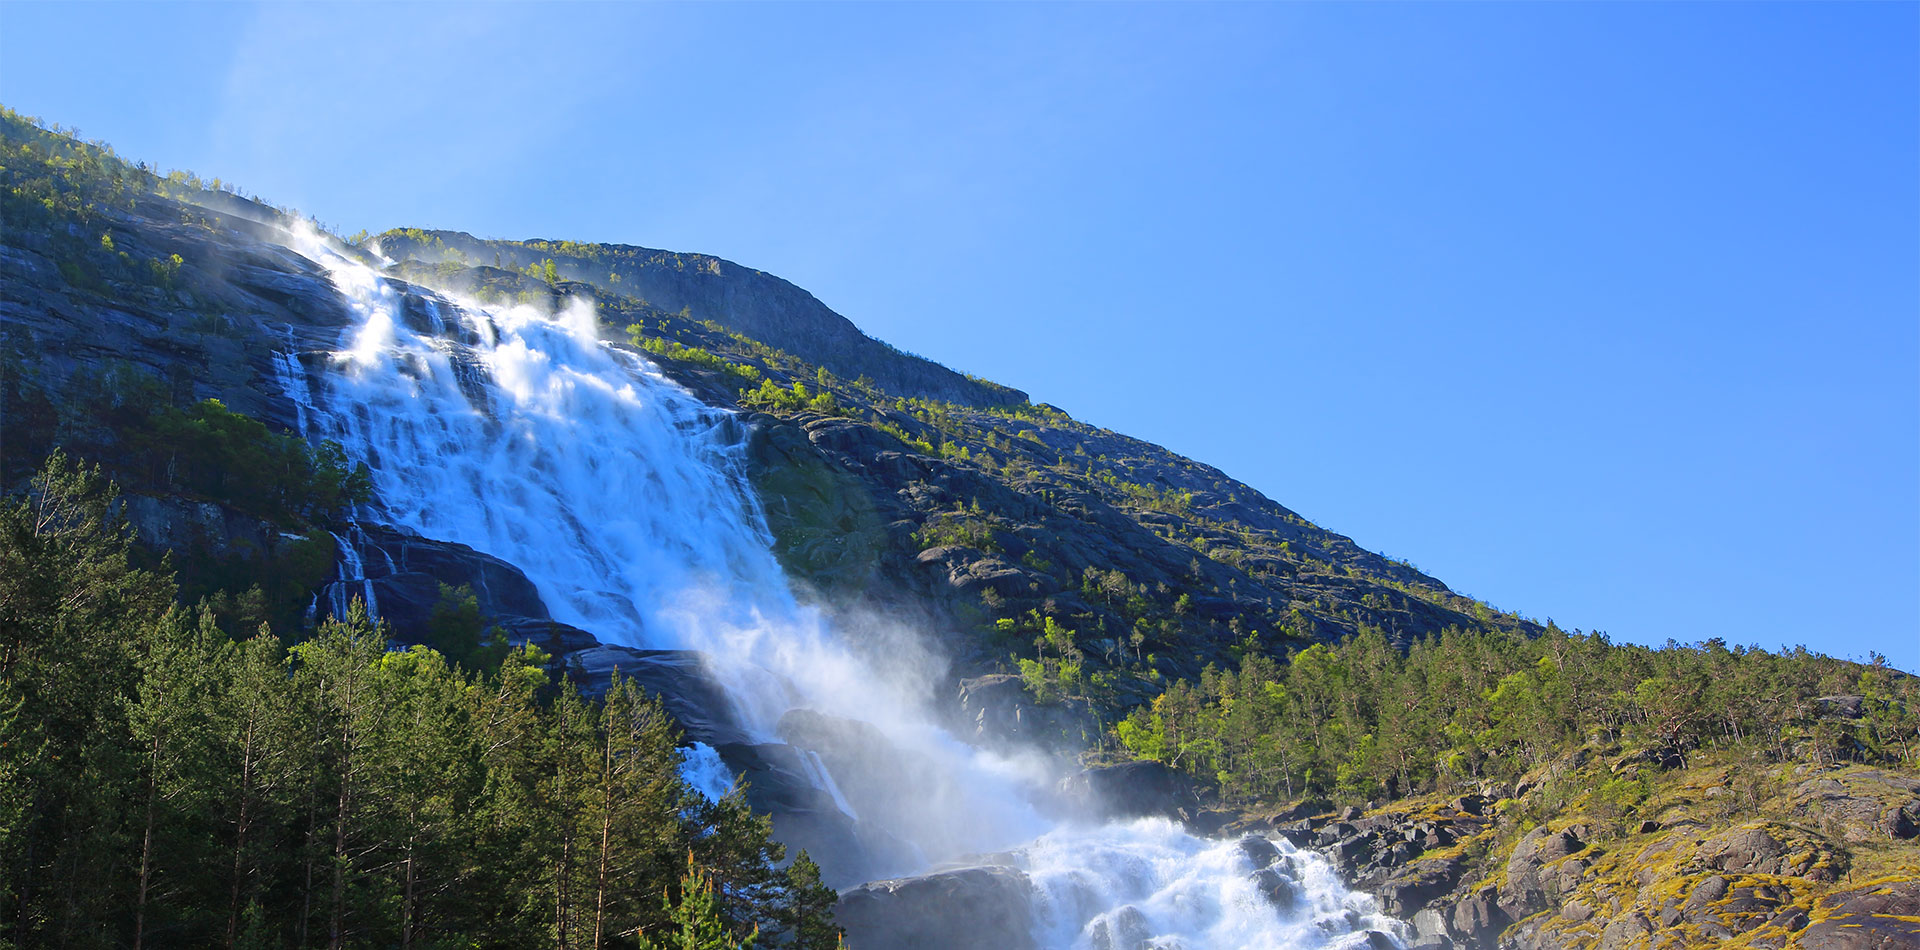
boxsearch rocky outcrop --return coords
[1057,761,1201,823]
[745,416,889,599]
[1498,824,1587,919]
[1800,880,1920,950]
[1252,766,1920,950]
[1695,822,1848,883]
[568,646,748,741]
[955,673,1101,753]
[1790,767,1920,843]
[339,523,565,640]
[834,865,1037,950]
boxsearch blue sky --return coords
[4,2,1915,670]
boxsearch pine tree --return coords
[779,851,842,950]
[127,605,232,947]
[635,854,757,950]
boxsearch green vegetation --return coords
[1114,623,1920,807]
[627,325,765,384]
[1,361,369,527]
[912,503,1000,552]
[0,453,841,950]
[738,378,845,416]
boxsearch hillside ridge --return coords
[375,227,1028,410]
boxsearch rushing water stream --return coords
[279,229,1407,949]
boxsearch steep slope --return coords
[375,228,1027,408]
[371,238,1540,688]
[1,107,1538,705]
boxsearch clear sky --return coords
[4,2,1915,671]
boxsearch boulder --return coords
[1376,854,1465,917]
[1450,884,1509,946]
[1250,867,1299,912]
[1798,880,1920,950]
[955,673,1100,753]
[1791,767,1920,843]
[1499,825,1583,918]
[1057,761,1201,822]
[835,865,1037,950]
[1595,912,1652,950]
[1236,834,1282,870]
[1695,823,1847,882]
[571,646,749,744]
[1086,905,1151,950]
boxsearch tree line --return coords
[1,453,836,950]
[1116,622,1919,807]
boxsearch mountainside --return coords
[375,228,1027,409]
[4,110,1915,950]
[0,109,1535,693]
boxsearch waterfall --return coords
[280,226,1407,949]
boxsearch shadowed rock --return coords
[1058,760,1202,823]
[956,673,1100,753]
[835,865,1036,950]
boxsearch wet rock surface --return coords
[955,673,1100,753]
[570,646,749,742]
[1058,760,1202,822]
[834,865,1037,950]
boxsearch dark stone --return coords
[1271,820,1316,847]
[1451,885,1509,945]
[1057,761,1201,823]
[1272,799,1320,822]
[1815,695,1866,719]
[570,646,749,744]
[1236,835,1282,870]
[835,866,1036,950]
[713,742,843,816]
[350,524,551,631]
[955,674,1100,753]
[1499,825,1583,918]
[1376,854,1465,917]
[1087,905,1151,950]
[1249,867,1298,912]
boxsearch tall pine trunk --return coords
[226,719,256,950]
[133,731,160,950]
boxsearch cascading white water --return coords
[280,227,1407,949]
[680,742,738,803]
